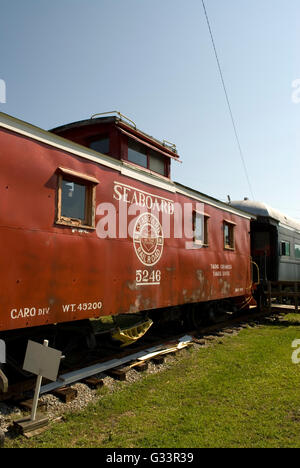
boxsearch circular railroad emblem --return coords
[133,213,164,266]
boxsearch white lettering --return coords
[106,453,141,466]
[113,184,122,201]
[113,182,175,215]
[11,308,37,320]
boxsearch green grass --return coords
[5,314,300,448]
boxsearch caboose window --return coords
[127,138,168,176]
[224,221,235,250]
[61,180,86,221]
[193,211,209,246]
[149,150,165,175]
[128,140,148,168]
[56,167,99,229]
[89,136,109,154]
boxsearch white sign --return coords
[0,340,5,364]
[23,340,62,382]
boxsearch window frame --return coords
[193,210,210,247]
[280,240,291,257]
[223,220,236,250]
[295,244,300,260]
[127,137,167,177]
[56,167,99,230]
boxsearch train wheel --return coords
[186,302,221,329]
[186,306,204,329]
[54,320,96,356]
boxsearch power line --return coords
[201,0,255,200]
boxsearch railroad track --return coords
[0,304,291,406]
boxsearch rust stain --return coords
[219,279,231,296]
[196,269,205,283]
[127,296,142,314]
[127,281,138,291]
[126,294,156,314]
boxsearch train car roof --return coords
[230,199,300,233]
[0,111,254,221]
[50,115,180,161]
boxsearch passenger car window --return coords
[280,241,290,257]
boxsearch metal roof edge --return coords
[0,112,257,219]
[175,182,255,220]
[0,112,177,193]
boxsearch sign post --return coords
[30,340,48,422]
[0,339,8,394]
[0,339,5,364]
[14,339,63,436]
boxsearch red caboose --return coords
[0,111,253,337]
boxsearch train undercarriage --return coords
[0,294,256,397]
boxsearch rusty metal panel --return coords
[0,125,252,333]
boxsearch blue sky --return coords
[1,0,300,219]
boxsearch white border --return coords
[133,213,164,267]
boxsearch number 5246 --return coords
[136,270,161,284]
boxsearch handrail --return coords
[163,139,177,154]
[251,259,260,286]
[91,112,178,155]
[90,111,137,129]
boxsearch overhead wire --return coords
[201,0,255,200]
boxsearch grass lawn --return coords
[5,314,300,448]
